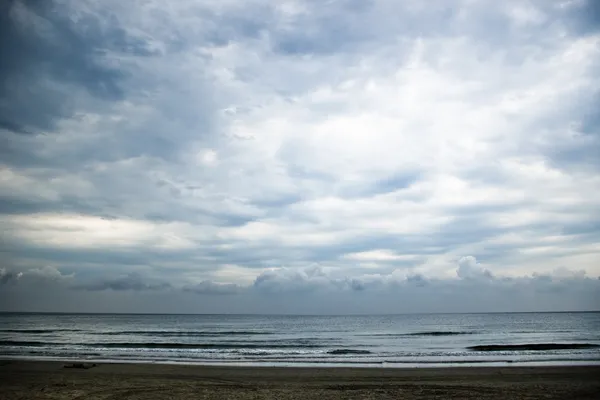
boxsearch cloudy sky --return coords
[1,0,599,314]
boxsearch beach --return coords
[1,361,599,399]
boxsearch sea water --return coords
[1,312,599,367]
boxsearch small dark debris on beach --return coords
[63,363,97,369]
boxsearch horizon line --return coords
[1,310,599,316]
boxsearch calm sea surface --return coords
[1,312,599,367]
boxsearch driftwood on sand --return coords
[63,363,97,369]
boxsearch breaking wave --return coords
[96,330,273,336]
[468,343,600,351]
[327,349,372,355]
[362,331,476,337]
[0,340,324,350]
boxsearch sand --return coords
[1,361,599,399]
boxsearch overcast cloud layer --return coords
[1,0,599,313]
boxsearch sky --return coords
[0,0,599,314]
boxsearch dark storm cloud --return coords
[73,273,171,292]
[0,119,34,135]
[0,246,167,269]
[272,0,459,56]
[2,262,599,313]
[0,0,134,135]
[183,281,241,295]
[0,194,120,217]
[268,0,599,59]
[0,0,210,173]
[0,268,22,285]
[565,0,600,35]
[242,265,600,313]
[253,267,348,294]
[1,265,69,287]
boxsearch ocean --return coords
[1,312,599,367]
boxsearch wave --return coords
[408,331,476,336]
[96,331,273,336]
[0,340,324,350]
[98,342,324,350]
[362,331,476,337]
[468,343,600,352]
[0,329,83,334]
[327,349,372,355]
[0,341,48,347]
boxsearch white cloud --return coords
[2,213,199,250]
[456,256,494,280]
[343,250,419,262]
[25,266,73,281]
[197,149,218,166]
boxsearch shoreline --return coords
[2,360,600,399]
[4,358,600,371]
[3,355,600,369]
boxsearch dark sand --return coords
[1,361,599,399]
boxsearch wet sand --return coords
[1,361,599,399]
